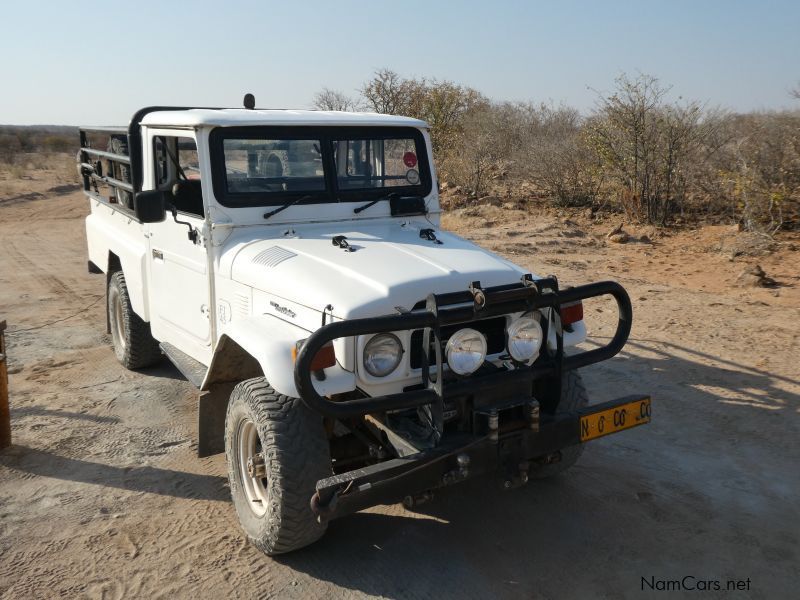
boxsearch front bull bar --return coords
[294,276,633,419]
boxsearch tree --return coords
[360,69,409,115]
[309,70,798,230]
[514,103,603,206]
[358,69,488,152]
[717,112,800,233]
[587,74,667,222]
[441,106,510,198]
[587,74,715,224]
[312,88,358,112]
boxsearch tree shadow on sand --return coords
[587,335,800,415]
[0,445,229,502]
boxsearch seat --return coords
[171,180,204,217]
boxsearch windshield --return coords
[222,139,325,194]
[210,126,431,208]
[333,137,421,190]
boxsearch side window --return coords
[152,135,204,217]
[178,138,201,180]
[154,136,170,188]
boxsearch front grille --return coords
[409,316,507,369]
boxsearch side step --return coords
[160,342,207,388]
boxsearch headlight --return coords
[507,316,543,363]
[363,333,403,377]
[446,328,487,375]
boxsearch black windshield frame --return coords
[209,126,432,208]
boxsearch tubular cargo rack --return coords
[78,106,221,207]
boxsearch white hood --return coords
[222,221,527,319]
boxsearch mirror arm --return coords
[167,203,199,244]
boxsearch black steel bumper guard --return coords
[294,276,645,518]
[295,276,633,417]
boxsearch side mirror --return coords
[134,189,168,223]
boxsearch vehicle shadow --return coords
[10,406,120,424]
[276,472,660,599]
[277,336,800,597]
[276,480,517,599]
[0,445,229,502]
[137,360,190,383]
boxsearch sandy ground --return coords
[1,166,799,599]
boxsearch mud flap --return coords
[197,382,236,457]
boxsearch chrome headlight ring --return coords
[445,328,487,375]
[363,333,403,377]
[506,315,544,363]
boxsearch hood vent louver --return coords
[252,246,296,268]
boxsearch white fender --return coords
[202,314,356,399]
[86,211,149,318]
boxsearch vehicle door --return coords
[144,131,212,360]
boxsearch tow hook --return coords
[310,489,339,523]
[528,400,540,432]
[533,451,562,467]
[502,460,531,490]
[487,410,499,442]
[441,453,471,486]
[403,491,434,510]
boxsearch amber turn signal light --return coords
[560,301,584,325]
[292,340,336,371]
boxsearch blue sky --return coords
[1,0,798,125]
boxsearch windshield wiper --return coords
[263,195,315,219]
[354,192,398,214]
[354,192,429,214]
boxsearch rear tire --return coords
[225,378,331,555]
[107,271,161,369]
[530,370,589,478]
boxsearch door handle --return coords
[152,249,164,261]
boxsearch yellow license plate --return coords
[580,397,651,442]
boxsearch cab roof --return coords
[140,108,429,129]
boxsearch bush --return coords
[0,126,76,164]
[511,104,602,206]
[586,75,714,224]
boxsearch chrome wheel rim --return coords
[109,286,126,353]
[238,419,269,517]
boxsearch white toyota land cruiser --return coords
[78,99,650,555]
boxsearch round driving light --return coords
[446,328,487,375]
[363,333,403,377]
[507,316,543,363]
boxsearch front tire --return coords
[225,378,332,555]
[107,271,161,369]
[530,370,589,478]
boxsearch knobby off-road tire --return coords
[530,370,589,479]
[225,378,332,555]
[107,271,161,369]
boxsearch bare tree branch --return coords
[312,88,358,112]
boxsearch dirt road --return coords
[1,170,798,599]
